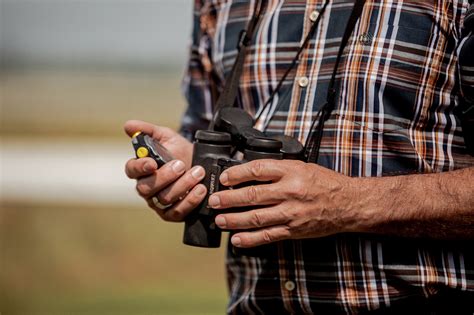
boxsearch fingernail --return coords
[194,185,206,196]
[191,166,204,179]
[231,236,241,247]
[215,216,226,228]
[220,172,229,185]
[172,160,185,173]
[208,195,220,208]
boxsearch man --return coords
[125,0,474,314]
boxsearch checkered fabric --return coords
[180,1,474,314]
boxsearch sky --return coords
[1,0,194,68]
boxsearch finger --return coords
[147,184,207,222]
[125,157,157,179]
[220,159,285,186]
[208,184,284,209]
[214,205,288,230]
[157,166,205,205]
[124,120,173,141]
[135,159,186,198]
[231,225,291,248]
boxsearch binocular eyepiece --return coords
[183,108,304,250]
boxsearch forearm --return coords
[351,167,474,240]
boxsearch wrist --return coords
[347,175,410,234]
[342,176,391,234]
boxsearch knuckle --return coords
[246,185,259,204]
[282,225,293,238]
[167,209,184,222]
[158,193,173,205]
[250,161,264,178]
[251,211,264,227]
[278,208,292,223]
[136,182,151,197]
[262,230,273,243]
[287,220,301,231]
[288,181,308,200]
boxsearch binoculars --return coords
[183,107,304,251]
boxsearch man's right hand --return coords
[124,120,207,222]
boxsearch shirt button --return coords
[358,32,373,45]
[284,280,296,291]
[298,76,309,88]
[309,10,320,22]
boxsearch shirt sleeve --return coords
[179,0,221,141]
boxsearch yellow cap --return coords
[132,131,142,138]
[136,147,149,158]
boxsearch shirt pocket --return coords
[330,23,446,175]
[321,113,428,176]
[362,23,448,124]
[337,20,450,136]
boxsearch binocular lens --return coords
[195,130,232,144]
[246,137,282,153]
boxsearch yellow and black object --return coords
[131,131,174,167]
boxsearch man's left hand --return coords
[209,160,363,248]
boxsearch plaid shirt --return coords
[180,0,474,314]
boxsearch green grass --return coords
[1,203,228,314]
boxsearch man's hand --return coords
[209,160,361,248]
[210,160,474,247]
[124,120,207,221]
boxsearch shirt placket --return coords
[278,240,297,313]
[279,3,326,313]
[284,1,325,142]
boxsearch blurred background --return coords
[1,1,227,314]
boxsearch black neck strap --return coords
[210,0,330,129]
[209,0,264,129]
[255,0,330,122]
[304,0,367,163]
[208,0,367,163]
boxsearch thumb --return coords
[124,120,174,141]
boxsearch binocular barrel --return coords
[183,107,304,251]
[183,130,232,248]
[183,132,284,248]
